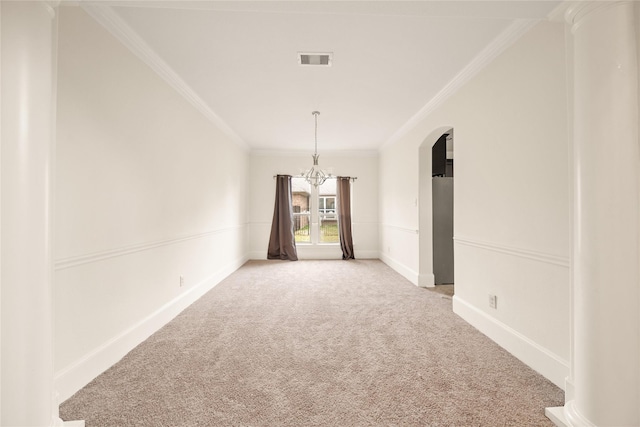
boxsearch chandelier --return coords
[302,111,331,187]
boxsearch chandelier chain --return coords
[313,111,320,156]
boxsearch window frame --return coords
[291,177,339,245]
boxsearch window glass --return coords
[326,197,336,212]
[291,178,311,243]
[290,177,343,245]
[318,180,338,243]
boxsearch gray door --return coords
[432,177,454,284]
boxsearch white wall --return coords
[249,152,378,260]
[379,141,421,284]
[54,7,249,401]
[379,21,570,388]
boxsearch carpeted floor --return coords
[60,260,563,426]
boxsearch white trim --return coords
[381,19,537,150]
[42,0,60,17]
[54,255,248,403]
[564,377,575,402]
[55,225,246,270]
[546,400,597,427]
[379,252,419,286]
[380,223,419,234]
[79,3,248,150]
[453,295,569,389]
[418,273,435,288]
[248,249,379,260]
[454,236,570,268]
[545,406,569,427]
[251,149,379,158]
[564,1,627,33]
[249,251,268,260]
[351,250,378,259]
[546,0,572,23]
[563,400,596,427]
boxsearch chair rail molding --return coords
[454,236,570,268]
[380,223,419,234]
[55,224,247,270]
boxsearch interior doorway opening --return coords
[418,126,454,294]
[432,131,454,292]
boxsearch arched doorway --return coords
[418,127,454,289]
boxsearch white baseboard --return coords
[352,250,379,259]
[453,295,568,389]
[54,255,248,403]
[546,400,595,427]
[249,249,379,260]
[418,273,435,288]
[248,248,343,260]
[249,250,267,260]
[564,377,574,402]
[545,406,568,427]
[379,252,419,286]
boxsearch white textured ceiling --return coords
[83,1,561,152]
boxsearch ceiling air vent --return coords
[298,52,332,66]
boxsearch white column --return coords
[548,2,640,426]
[1,1,61,426]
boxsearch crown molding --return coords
[564,0,630,33]
[380,18,537,151]
[546,0,572,23]
[251,149,379,158]
[42,0,62,17]
[79,3,249,151]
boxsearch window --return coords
[291,178,311,243]
[318,196,336,214]
[318,180,338,243]
[291,177,339,244]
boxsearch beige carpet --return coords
[60,260,563,426]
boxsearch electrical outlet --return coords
[180,275,184,287]
[489,294,497,309]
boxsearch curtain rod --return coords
[273,175,357,182]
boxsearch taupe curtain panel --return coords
[337,176,355,260]
[267,175,298,261]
